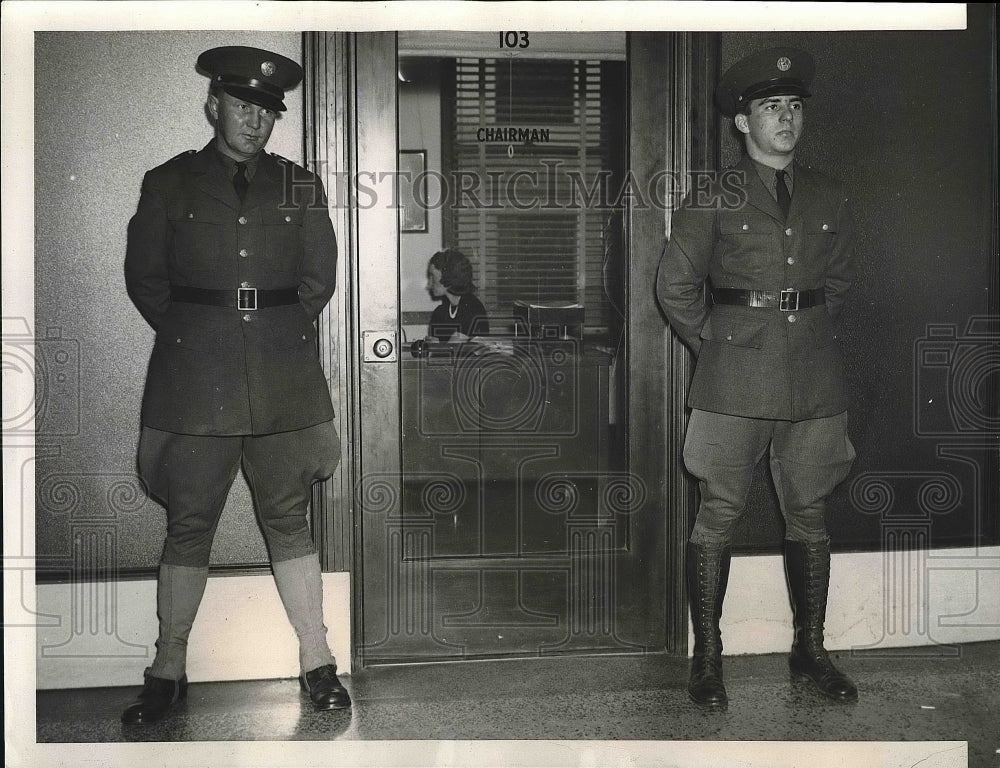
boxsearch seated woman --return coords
[426,248,490,343]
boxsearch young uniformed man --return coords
[122,46,349,723]
[657,48,859,710]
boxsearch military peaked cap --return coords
[197,46,303,112]
[716,47,815,118]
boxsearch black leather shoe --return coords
[299,664,351,710]
[121,670,187,725]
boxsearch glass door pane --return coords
[356,32,657,664]
[399,43,628,563]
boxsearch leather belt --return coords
[170,286,299,311]
[711,287,825,312]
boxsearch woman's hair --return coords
[429,248,476,295]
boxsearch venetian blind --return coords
[446,58,624,336]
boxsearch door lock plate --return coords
[362,331,398,362]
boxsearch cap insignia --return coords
[776,56,792,72]
[261,61,276,77]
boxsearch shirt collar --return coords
[212,143,261,179]
[749,156,793,197]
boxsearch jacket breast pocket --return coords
[263,207,304,279]
[169,210,222,277]
[804,217,838,251]
[717,213,773,281]
[796,217,839,270]
[804,216,837,236]
[700,312,770,349]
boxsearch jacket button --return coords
[787,314,797,323]
[243,313,252,322]
[787,257,795,265]
[822,223,830,231]
[741,223,749,231]
[187,212,194,219]
[784,227,793,236]
[238,216,248,225]
[241,280,250,288]
[176,337,182,343]
[284,215,292,223]
[239,248,248,258]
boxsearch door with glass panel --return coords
[354,31,665,663]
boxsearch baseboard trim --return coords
[35,572,351,690]
[694,545,1000,656]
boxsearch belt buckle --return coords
[238,287,258,311]
[779,288,800,312]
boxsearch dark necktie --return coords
[233,162,249,202]
[775,169,791,221]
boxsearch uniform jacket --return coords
[125,142,337,435]
[656,155,856,421]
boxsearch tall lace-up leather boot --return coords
[785,539,858,702]
[686,542,731,710]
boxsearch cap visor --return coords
[222,84,287,112]
[741,81,812,105]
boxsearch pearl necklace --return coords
[448,301,458,319]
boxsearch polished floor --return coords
[35,641,1000,767]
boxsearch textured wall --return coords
[34,31,305,573]
[718,11,997,551]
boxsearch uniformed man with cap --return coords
[122,46,349,723]
[657,48,858,709]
